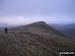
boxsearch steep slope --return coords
[0,21,75,56]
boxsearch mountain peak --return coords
[28,21,47,26]
[34,21,46,24]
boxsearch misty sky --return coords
[0,0,75,27]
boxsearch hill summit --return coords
[11,21,67,37]
[0,21,75,56]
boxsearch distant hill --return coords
[0,21,75,56]
[0,26,19,30]
[61,29,75,38]
[0,27,4,30]
[52,24,75,39]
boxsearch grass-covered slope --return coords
[0,21,75,56]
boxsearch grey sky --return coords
[0,0,75,26]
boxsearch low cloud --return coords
[0,15,75,27]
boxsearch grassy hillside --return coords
[0,21,75,56]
